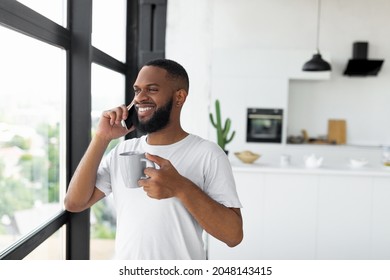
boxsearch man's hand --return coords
[95,104,135,142]
[139,153,187,199]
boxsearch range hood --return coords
[343,42,384,76]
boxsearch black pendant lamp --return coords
[302,0,331,71]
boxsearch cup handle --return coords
[140,158,156,179]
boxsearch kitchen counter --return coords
[231,161,390,177]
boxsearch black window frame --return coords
[0,0,166,260]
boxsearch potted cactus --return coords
[209,99,236,154]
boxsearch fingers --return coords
[138,154,182,200]
[145,153,166,167]
[103,104,128,126]
[135,155,166,188]
[138,177,170,200]
[142,166,157,179]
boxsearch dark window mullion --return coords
[92,47,127,74]
[0,211,68,260]
[138,0,166,67]
[66,0,93,260]
[125,0,140,139]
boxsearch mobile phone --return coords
[122,104,137,129]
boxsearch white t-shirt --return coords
[96,134,242,260]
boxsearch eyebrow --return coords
[133,83,160,88]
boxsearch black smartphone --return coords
[122,104,137,129]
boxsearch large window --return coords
[0,21,66,257]
[0,0,164,259]
[0,0,133,260]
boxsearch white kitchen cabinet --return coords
[316,176,373,259]
[371,177,390,259]
[261,173,317,259]
[208,165,390,260]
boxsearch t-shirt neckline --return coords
[141,134,194,150]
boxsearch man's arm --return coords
[177,181,243,247]
[140,154,243,247]
[64,105,132,212]
[64,135,109,212]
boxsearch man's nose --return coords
[134,89,150,101]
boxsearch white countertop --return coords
[231,161,390,177]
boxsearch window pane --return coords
[91,63,126,127]
[92,0,127,62]
[0,26,66,254]
[24,226,65,260]
[16,0,67,27]
[90,63,125,259]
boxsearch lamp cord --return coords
[316,0,322,53]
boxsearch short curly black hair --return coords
[145,59,189,92]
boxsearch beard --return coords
[134,98,173,134]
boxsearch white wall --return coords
[166,0,390,150]
[165,0,214,140]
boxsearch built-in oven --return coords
[246,108,283,143]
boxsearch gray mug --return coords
[119,152,157,188]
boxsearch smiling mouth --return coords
[135,104,155,119]
[137,106,153,113]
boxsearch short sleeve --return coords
[204,150,243,209]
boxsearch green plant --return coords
[209,99,236,151]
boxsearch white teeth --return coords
[138,107,153,112]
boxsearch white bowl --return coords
[304,155,323,168]
[305,161,322,168]
[349,159,368,168]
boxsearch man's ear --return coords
[175,89,188,107]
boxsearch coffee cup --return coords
[119,152,157,188]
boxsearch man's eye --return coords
[148,88,158,93]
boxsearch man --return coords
[64,59,243,259]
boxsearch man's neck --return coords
[146,128,189,145]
